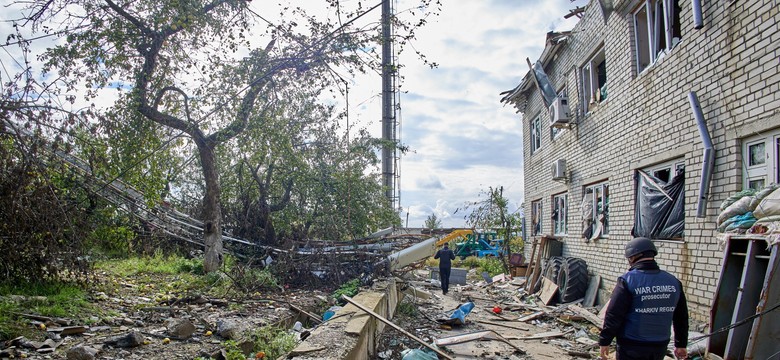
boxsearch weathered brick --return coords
[505,1,780,323]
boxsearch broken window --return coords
[530,115,541,153]
[581,48,607,114]
[742,129,780,190]
[583,182,609,239]
[633,162,685,240]
[531,200,543,236]
[552,193,568,235]
[633,0,683,73]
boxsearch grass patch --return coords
[0,281,96,341]
[95,252,204,277]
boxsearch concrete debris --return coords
[165,318,196,339]
[66,345,100,360]
[105,331,144,348]
[216,319,245,340]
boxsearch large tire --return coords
[557,257,588,303]
[533,256,564,293]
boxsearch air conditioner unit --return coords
[549,95,571,128]
[552,159,567,181]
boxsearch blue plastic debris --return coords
[448,301,474,325]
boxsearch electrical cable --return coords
[688,301,780,342]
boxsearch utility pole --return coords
[381,0,398,211]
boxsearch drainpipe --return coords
[692,0,704,29]
[688,91,714,218]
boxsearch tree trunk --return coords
[197,138,223,272]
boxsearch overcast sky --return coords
[349,0,583,228]
[0,0,584,229]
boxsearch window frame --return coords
[530,114,542,154]
[552,193,568,236]
[531,199,543,236]
[742,129,780,190]
[584,182,609,237]
[581,47,607,115]
[645,159,686,183]
[633,0,682,74]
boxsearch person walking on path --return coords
[599,237,689,360]
[434,243,456,295]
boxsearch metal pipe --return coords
[689,91,714,218]
[692,0,703,29]
[386,236,439,271]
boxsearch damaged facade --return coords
[502,0,780,324]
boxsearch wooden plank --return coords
[341,295,453,360]
[569,304,603,329]
[435,330,495,346]
[528,237,548,294]
[507,330,566,340]
[518,311,545,322]
[474,319,530,331]
[539,277,559,305]
[583,275,601,307]
[436,330,524,354]
[289,303,323,324]
[524,239,539,292]
[598,299,610,323]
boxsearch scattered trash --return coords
[322,306,342,321]
[492,306,502,314]
[400,348,439,360]
[439,301,474,325]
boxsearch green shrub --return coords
[223,340,247,360]
[477,257,505,277]
[251,326,298,359]
[331,278,360,302]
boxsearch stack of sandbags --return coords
[717,185,779,233]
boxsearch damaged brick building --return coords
[501,0,778,336]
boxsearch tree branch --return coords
[103,0,150,34]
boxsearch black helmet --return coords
[625,237,657,258]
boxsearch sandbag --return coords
[754,187,780,219]
[755,214,780,224]
[717,196,753,225]
[720,189,757,211]
[725,212,756,231]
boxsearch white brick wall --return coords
[509,0,780,321]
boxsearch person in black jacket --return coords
[600,237,688,360]
[434,243,456,295]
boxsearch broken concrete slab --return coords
[66,345,99,360]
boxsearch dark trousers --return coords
[616,343,667,360]
[439,267,451,294]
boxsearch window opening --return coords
[634,0,683,73]
[531,115,541,153]
[633,160,685,240]
[552,193,568,235]
[582,48,607,114]
[582,182,609,240]
[531,200,543,236]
